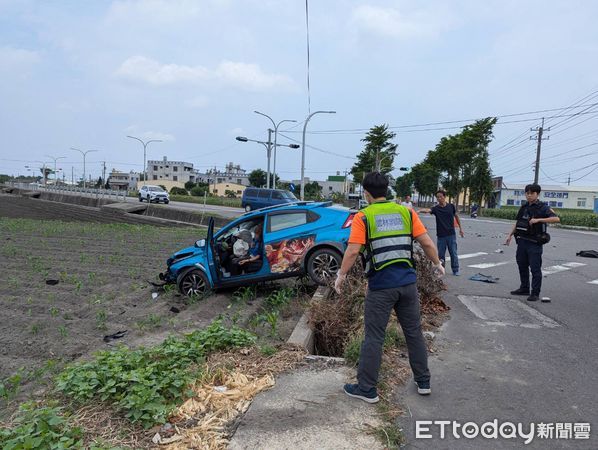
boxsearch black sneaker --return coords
[343,383,379,403]
[510,288,530,296]
[415,381,431,395]
[527,294,539,302]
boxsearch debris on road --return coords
[45,279,59,285]
[469,273,500,283]
[152,292,159,300]
[103,330,128,342]
[576,250,598,258]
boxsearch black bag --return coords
[536,233,551,245]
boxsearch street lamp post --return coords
[254,111,297,189]
[300,110,336,200]
[126,136,163,187]
[45,155,66,185]
[236,136,299,188]
[70,147,98,188]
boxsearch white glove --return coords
[334,272,346,294]
[433,262,445,277]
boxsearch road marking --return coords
[588,279,598,285]
[446,252,487,261]
[468,261,511,269]
[457,295,560,329]
[542,262,586,276]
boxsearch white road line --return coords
[588,279,598,285]
[542,262,586,276]
[468,261,511,269]
[446,252,487,261]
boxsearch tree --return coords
[304,181,323,200]
[104,180,111,190]
[224,190,237,198]
[190,185,207,196]
[394,173,413,198]
[351,124,398,183]
[248,169,267,187]
[184,180,196,191]
[95,177,103,188]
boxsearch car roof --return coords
[240,201,351,218]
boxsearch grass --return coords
[481,206,598,227]
[169,194,242,208]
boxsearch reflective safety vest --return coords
[360,201,414,275]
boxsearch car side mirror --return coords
[195,239,206,248]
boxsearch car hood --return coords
[168,244,205,266]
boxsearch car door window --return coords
[272,191,283,200]
[258,190,270,199]
[269,212,308,232]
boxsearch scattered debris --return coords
[469,273,499,283]
[103,330,128,343]
[541,297,551,303]
[494,249,504,253]
[576,250,598,258]
[213,385,228,393]
[148,279,168,287]
[45,279,59,285]
[423,331,436,340]
[152,292,159,300]
[170,306,180,314]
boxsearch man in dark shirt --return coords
[505,184,560,302]
[419,190,465,275]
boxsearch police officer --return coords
[334,172,444,402]
[505,184,560,302]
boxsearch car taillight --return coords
[342,213,356,229]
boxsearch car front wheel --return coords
[244,205,251,212]
[164,200,169,204]
[177,269,210,298]
[139,195,143,202]
[306,248,342,285]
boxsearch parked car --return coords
[241,188,297,212]
[139,185,170,204]
[159,201,356,297]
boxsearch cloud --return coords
[184,96,210,109]
[0,46,41,69]
[125,126,175,142]
[351,4,455,39]
[115,56,296,92]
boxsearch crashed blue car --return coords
[160,201,356,297]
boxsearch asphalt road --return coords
[398,214,598,449]
[126,196,245,219]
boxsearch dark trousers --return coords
[358,283,430,391]
[516,238,543,295]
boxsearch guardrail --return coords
[7,182,128,201]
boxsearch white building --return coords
[107,170,139,191]
[499,184,598,211]
[147,156,196,187]
[196,162,250,186]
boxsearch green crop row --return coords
[55,319,256,428]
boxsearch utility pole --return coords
[71,167,74,185]
[266,128,273,189]
[102,161,106,184]
[567,173,571,186]
[531,117,550,184]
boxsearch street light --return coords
[254,111,297,189]
[45,155,66,185]
[300,110,336,200]
[70,147,98,188]
[236,136,300,188]
[126,136,162,187]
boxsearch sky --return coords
[1,0,598,187]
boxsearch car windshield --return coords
[149,187,164,192]
[282,191,297,199]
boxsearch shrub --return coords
[56,319,256,428]
[170,186,188,196]
[0,402,84,449]
[190,185,208,197]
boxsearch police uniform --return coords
[350,201,430,392]
[514,200,557,297]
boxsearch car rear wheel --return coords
[244,205,251,212]
[177,269,210,298]
[138,195,143,202]
[306,248,342,285]
[147,195,151,203]
[164,200,169,204]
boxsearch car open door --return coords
[205,217,218,282]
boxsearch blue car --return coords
[241,187,297,212]
[160,201,356,297]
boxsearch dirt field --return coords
[0,197,307,416]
